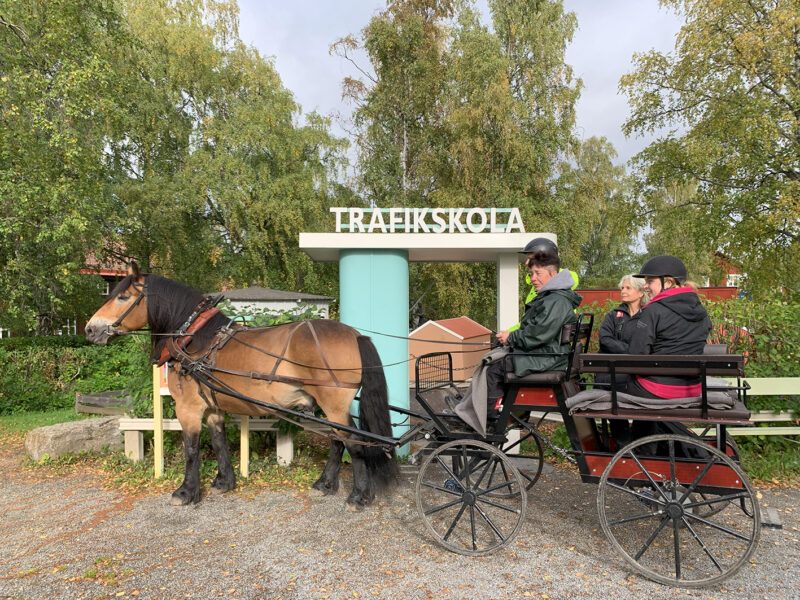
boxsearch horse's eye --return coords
[118,294,130,301]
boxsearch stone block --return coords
[24,417,122,461]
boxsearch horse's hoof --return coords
[170,489,198,505]
[211,479,235,493]
[345,501,364,512]
[312,478,339,496]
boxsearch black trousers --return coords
[486,359,506,401]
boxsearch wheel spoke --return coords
[442,503,468,541]
[477,478,523,497]
[420,480,461,496]
[668,439,677,501]
[634,516,670,561]
[677,455,719,504]
[607,511,661,526]
[684,491,750,510]
[469,505,477,551]
[672,515,682,580]
[628,452,670,503]
[684,512,752,542]
[474,502,506,541]
[435,455,463,487]
[606,481,666,506]
[423,496,464,516]
[682,516,723,573]
[462,445,471,491]
[475,496,520,514]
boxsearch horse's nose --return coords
[85,322,96,340]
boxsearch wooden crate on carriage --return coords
[408,316,491,383]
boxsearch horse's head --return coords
[85,263,148,345]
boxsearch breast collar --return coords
[156,296,223,366]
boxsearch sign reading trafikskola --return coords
[330,207,525,234]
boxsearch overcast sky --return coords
[237,1,683,166]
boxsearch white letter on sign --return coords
[368,209,387,233]
[350,208,365,232]
[430,208,446,233]
[448,208,466,233]
[466,208,487,233]
[330,207,347,232]
[506,208,525,233]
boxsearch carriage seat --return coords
[566,394,751,424]
[571,352,750,424]
[504,370,566,385]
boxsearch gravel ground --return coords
[1,445,799,600]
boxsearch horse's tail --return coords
[356,335,398,490]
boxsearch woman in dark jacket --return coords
[598,274,649,390]
[599,274,649,354]
[623,256,712,452]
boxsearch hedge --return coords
[0,299,796,417]
[578,298,800,378]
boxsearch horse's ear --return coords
[128,261,140,277]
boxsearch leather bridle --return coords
[108,278,146,334]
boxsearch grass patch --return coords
[738,436,800,485]
[0,408,88,435]
[16,423,327,496]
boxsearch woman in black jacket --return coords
[599,274,649,354]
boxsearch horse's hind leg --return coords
[344,439,374,510]
[312,438,344,495]
[207,411,235,493]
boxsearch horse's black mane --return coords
[111,274,230,362]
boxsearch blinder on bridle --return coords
[108,278,147,334]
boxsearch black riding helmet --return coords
[634,255,687,285]
[519,237,558,257]
[519,237,559,268]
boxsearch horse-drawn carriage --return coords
[409,314,760,587]
[86,271,760,589]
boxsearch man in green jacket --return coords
[508,237,580,332]
[489,250,582,413]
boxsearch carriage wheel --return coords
[597,434,760,588]
[416,439,527,556]
[483,420,545,496]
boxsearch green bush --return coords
[0,336,151,415]
[578,298,800,378]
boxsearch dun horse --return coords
[85,264,397,508]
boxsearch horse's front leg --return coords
[170,385,206,505]
[207,411,235,493]
[312,438,344,495]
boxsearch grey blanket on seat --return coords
[566,377,736,414]
[454,346,510,436]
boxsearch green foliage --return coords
[218,300,324,328]
[0,335,150,415]
[0,0,344,332]
[621,0,799,298]
[553,137,640,287]
[737,436,800,483]
[0,408,87,435]
[580,298,800,380]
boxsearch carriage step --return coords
[762,507,783,529]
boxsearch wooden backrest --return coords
[578,353,745,378]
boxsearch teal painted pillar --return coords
[340,250,409,447]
